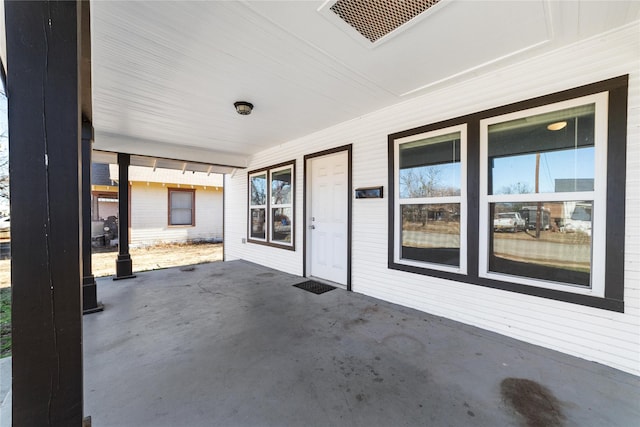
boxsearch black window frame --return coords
[247,160,296,251]
[393,124,468,273]
[388,75,627,312]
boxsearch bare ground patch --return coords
[0,242,223,288]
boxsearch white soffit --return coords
[109,164,224,187]
[93,150,235,176]
[86,1,639,166]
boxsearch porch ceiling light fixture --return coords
[547,121,567,131]
[234,101,253,115]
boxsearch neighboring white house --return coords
[101,164,223,247]
[224,23,640,376]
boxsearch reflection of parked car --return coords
[562,203,592,236]
[519,206,550,231]
[494,212,525,232]
[564,220,591,236]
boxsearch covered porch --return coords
[57,262,640,425]
[2,1,639,425]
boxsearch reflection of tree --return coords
[402,204,459,228]
[271,179,290,205]
[499,182,532,195]
[400,166,458,198]
[495,182,533,215]
[250,176,266,205]
[401,166,459,227]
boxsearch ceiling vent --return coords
[329,0,441,43]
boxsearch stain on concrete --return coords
[501,377,565,427]
[180,266,196,272]
[361,304,380,315]
[344,317,369,329]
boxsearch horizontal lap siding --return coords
[225,23,640,375]
[131,183,223,246]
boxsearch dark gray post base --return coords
[114,255,136,280]
[82,275,104,314]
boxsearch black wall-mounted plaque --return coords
[355,186,383,199]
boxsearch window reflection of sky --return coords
[491,146,594,194]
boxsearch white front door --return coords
[307,151,348,286]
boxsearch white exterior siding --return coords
[225,23,640,375]
[96,199,118,220]
[131,182,223,246]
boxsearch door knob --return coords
[309,225,315,230]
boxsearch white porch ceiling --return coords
[7,1,640,170]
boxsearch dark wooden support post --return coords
[82,122,103,313]
[6,1,84,424]
[114,152,136,279]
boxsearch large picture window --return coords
[248,161,295,249]
[480,93,608,296]
[393,125,467,272]
[388,76,627,311]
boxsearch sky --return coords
[492,147,595,194]
[399,144,595,199]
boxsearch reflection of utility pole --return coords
[535,152,541,238]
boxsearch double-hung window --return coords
[393,125,467,273]
[169,188,195,226]
[248,161,295,249]
[389,76,627,311]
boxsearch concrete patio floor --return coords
[75,260,639,425]
[81,260,640,426]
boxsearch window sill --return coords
[388,260,623,312]
[247,238,295,251]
